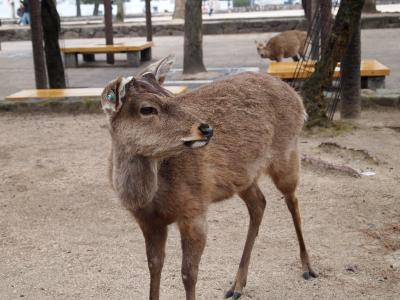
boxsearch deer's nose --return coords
[198,123,213,139]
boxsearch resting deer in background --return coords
[101,56,317,300]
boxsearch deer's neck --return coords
[112,145,159,210]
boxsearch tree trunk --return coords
[320,0,332,57]
[340,21,361,119]
[104,0,114,64]
[116,0,124,23]
[76,0,81,17]
[363,0,378,13]
[310,0,319,60]
[301,0,365,127]
[302,0,320,59]
[302,0,311,26]
[29,0,48,89]
[145,0,153,42]
[42,0,66,88]
[93,0,100,16]
[173,0,185,19]
[183,0,206,74]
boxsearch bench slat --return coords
[267,59,390,79]
[5,86,188,101]
[61,42,153,54]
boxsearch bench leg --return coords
[64,53,78,68]
[127,52,140,67]
[83,53,95,62]
[141,48,152,62]
[362,76,385,90]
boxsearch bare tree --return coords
[340,21,361,119]
[93,0,100,16]
[320,0,332,56]
[76,0,81,17]
[173,0,185,19]
[302,0,320,59]
[116,0,125,23]
[42,0,66,88]
[145,0,153,42]
[81,0,100,16]
[301,0,365,126]
[29,0,47,88]
[104,0,114,64]
[363,0,378,13]
[183,0,206,74]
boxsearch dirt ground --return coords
[0,109,399,299]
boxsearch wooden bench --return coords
[60,42,153,68]
[267,59,390,89]
[5,86,188,101]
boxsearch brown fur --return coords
[101,56,317,300]
[256,30,307,62]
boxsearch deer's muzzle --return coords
[181,123,213,149]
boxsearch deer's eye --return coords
[140,106,158,116]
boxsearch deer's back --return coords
[161,73,305,204]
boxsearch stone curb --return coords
[1,14,400,42]
[0,97,102,114]
[361,89,400,108]
[1,89,399,114]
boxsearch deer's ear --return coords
[139,55,175,84]
[101,77,128,115]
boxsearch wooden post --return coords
[104,0,114,64]
[29,0,48,88]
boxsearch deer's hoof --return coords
[303,270,319,280]
[224,291,234,298]
[224,291,242,299]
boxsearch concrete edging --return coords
[1,89,399,114]
[1,14,400,42]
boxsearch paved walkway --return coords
[0,28,399,100]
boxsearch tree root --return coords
[301,154,361,178]
[318,142,380,165]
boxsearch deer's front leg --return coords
[178,215,207,300]
[140,223,168,300]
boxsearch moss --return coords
[304,120,355,137]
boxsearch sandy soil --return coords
[0,109,399,300]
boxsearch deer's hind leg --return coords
[225,183,266,300]
[268,149,318,280]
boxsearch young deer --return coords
[101,56,317,300]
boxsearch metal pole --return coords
[29,0,48,88]
[104,0,114,64]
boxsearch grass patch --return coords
[304,120,356,137]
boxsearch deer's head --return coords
[101,56,213,158]
[255,40,272,59]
